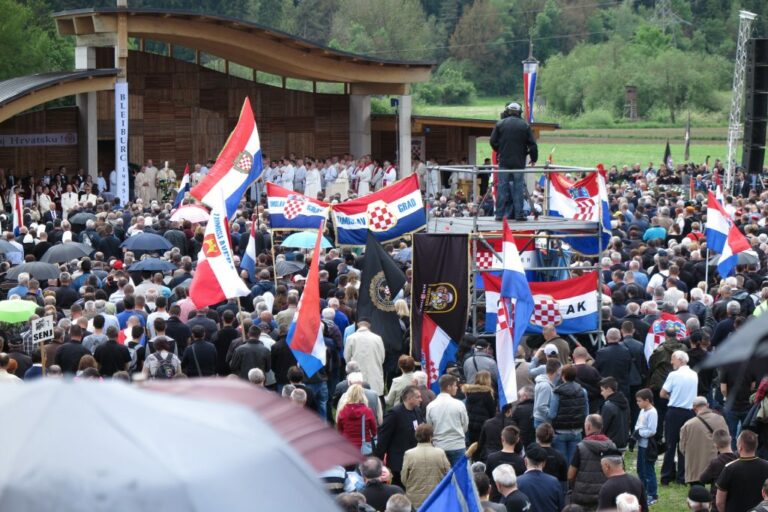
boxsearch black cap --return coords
[600,448,624,459]
[688,485,711,502]
[524,443,548,463]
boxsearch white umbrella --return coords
[0,380,338,512]
[170,204,210,224]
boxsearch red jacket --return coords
[337,402,377,449]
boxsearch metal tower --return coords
[654,0,675,34]
[725,10,757,191]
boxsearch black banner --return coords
[411,233,469,360]
[358,231,407,353]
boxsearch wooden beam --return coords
[0,76,116,124]
[350,82,408,95]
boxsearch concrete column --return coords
[398,94,412,177]
[75,46,98,178]
[349,94,371,158]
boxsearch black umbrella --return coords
[69,212,97,225]
[274,260,306,278]
[40,242,93,264]
[0,240,21,255]
[6,262,61,281]
[121,233,173,252]
[701,314,768,369]
[708,249,758,267]
[129,258,177,272]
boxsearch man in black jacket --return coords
[374,385,424,488]
[164,305,191,354]
[599,377,630,451]
[510,385,536,449]
[181,325,217,377]
[594,328,634,400]
[489,101,538,222]
[229,325,271,380]
[360,457,405,511]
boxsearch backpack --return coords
[153,352,177,379]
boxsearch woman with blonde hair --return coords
[336,384,377,454]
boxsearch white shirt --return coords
[426,392,469,451]
[662,365,698,409]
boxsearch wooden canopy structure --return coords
[54,8,433,93]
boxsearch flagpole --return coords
[236,296,247,342]
[270,230,278,290]
[704,248,710,295]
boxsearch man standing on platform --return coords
[489,102,537,222]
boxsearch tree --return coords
[329,0,444,61]
[449,0,503,66]
[0,0,72,81]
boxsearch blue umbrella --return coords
[280,231,333,249]
[121,233,173,252]
[129,258,177,272]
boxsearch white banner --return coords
[31,315,54,344]
[0,133,77,148]
[115,82,130,206]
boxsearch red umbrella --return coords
[142,378,361,472]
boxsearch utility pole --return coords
[725,10,757,192]
[654,0,675,34]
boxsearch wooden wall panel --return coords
[0,107,79,174]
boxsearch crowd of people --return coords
[1,152,768,512]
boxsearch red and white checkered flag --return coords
[531,295,563,327]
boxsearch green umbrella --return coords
[0,299,37,324]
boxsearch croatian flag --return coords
[191,97,263,217]
[644,312,687,361]
[523,59,538,124]
[241,218,257,282]
[548,172,611,255]
[12,190,23,236]
[420,313,457,394]
[706,190,750,277]
[173,164,191,209]
[266,182,330,230]
[287,224,327,377]
[497,220,534,407]
[483,271,599,336]
[188,192,250,309]
[474,234,537,288]
[332,174,425,246]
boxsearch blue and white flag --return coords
[417,455,483,512]
[241,218,257,282]
[173,164,190,209]
[496,220,534,407]
[12,190,23,236]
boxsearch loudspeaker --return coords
[743,38,768,175]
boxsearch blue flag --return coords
[417,455,482,512]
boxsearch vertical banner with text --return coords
[115,82,129,205]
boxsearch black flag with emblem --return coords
[410,233,469,361]
[358,231,407,356]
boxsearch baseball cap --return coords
[293,274,307,282]
[543,343,559,356]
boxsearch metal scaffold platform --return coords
[424,164,605,347]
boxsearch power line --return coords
[429,0,623,23]
[360,28,619,56]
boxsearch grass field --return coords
[623,451,689,512]
[476,140,733,169]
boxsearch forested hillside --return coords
[5,0,768,122]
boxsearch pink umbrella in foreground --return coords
[170,204,210,224]
[142,378,362,472]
